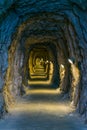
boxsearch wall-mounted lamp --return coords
[61,64,64,68]
[68,59,73,64]
[45,60,49,64]
[46,60,49,63]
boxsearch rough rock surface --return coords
[0,0,87,121]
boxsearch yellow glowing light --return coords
[28,60,54,85]
[28,72,52,85]
[61,64,64,68]
[25,89,60,95]
[56,88,61,93]
[68,59,73,64]
[45,60,49,64]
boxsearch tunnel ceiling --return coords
[0,0,87,120]
[0,0,87,71]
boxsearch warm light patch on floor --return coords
[11,102,74,116]
[9,88,74,116]
[25,88,61,95]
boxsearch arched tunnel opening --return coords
[4,14,81,109]
[27,43,59,88]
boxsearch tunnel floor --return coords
[0,89,87,130]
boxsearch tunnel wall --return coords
[0,0,87,120]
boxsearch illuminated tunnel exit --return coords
[27,43,60,88]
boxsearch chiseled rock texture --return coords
[0,0,87,120]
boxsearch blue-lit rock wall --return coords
[0,0,87,119]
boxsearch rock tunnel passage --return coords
[28,43,59,87]
[0,0,87,129]
[3,8,81,109]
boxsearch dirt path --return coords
[0,89,87,130]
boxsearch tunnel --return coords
[0,0,87,125]
[4,13,80,107]
[28,43,59,88]
[13,40,60,88]
[2,8,81,108]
